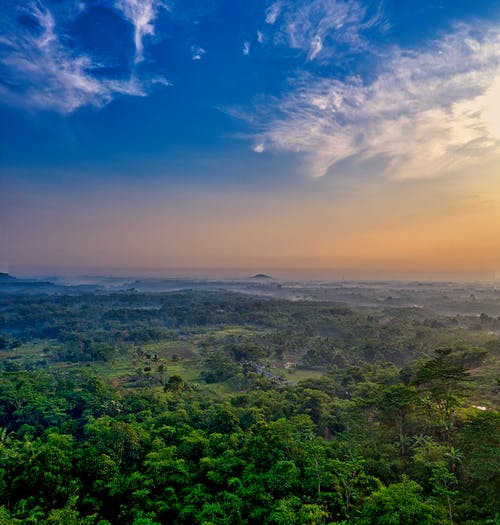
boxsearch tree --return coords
[84,417,147,465]
[413,348,471,439]
[457,411,500,517]
[0,505,20,525]
[16,433,76,508]
[357,477,447,525]
[267,496,301,525]
[265,460,300,496]
[42,496,97,524]
[200,351,240,383]
[164,375,185,394]
[430,465,458,525]
[296,504,329,525]
[329,457,377,519]
[377,385,417,436]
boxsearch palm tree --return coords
[444,446,464,474]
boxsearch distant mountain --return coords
[251,273,273,279]
[0,273,62,294]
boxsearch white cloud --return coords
[482,76,500,137]
[308,34,323,61]
[115,0,166,63]
[254,143,265,153]
[191,45,206,60]
[243,41,251,56]
[265,0,383,61]
[464,38,481,52]
[251,23,500,179]
[265,3,281,24]
[257,30,264,43]
[0,1,169,113]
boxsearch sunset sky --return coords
[2,0,500,279]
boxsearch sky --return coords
[1,0,500,280]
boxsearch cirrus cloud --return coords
[264,0,385,61]
[251,23,500,179]
[0,1,169,113]
[115,0,168,63]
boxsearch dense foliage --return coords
[0,290,498,524]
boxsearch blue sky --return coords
[2,0,500,278]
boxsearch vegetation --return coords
[0,288,498,524]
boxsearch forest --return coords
[0,283,498,524]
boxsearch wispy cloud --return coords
[264,0,384,61]
[0,1,168,113]
[243,41,251,56]
[308,35,323,61]
[265,3,281,25]
[251,23,500,179]
[191,45,206,60]
[115,0,167,63]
